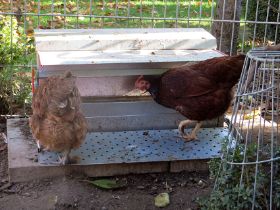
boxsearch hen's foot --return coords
[59,155,71,165]
[36,141,45,153]
[178,120,192,136]
[60,149,74,165]
[182,133,198,142]
[48,156,70,166]
[178,120,202,142]
[58,154,80,165]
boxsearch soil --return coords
[0,118,212,210]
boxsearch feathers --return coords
[139,55,246,121]
[29,71,87,156]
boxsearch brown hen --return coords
[29,72,87,164]
[135,55,246,141]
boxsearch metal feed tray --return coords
[38,128,227,165]
[8,119,226,182]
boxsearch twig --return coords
[0,183,12,192]
[0,144,7,151]
[0,133,7,144]
[0,115,29,118]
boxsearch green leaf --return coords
[83,179,126,190]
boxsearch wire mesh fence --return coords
[0,4,279,107]
[204,47,280,210]
[0,0,277,112]
[0,1,278,108]
[1,0,279,53]
[1,1,280,208]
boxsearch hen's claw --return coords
[178,119,192,136]
[58,156,70,165]
[59,150,71,165]
[49,156,70,166]
[178,120,202,142]
[178,124,186,136]
[182,134,198,141]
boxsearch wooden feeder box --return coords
[8,28,227,182]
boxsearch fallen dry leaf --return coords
[244,109,261,120]
[155,193,170,208]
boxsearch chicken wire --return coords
[0,0,279,54]
[0,1,279,113]
[214,48,280,209]
[0,1,279,208]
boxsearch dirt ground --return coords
[0,119,212,210]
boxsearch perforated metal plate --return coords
[38,127,228,165]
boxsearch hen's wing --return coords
[30,79,49,138]
[45,73,81,118]
[160,69,217,99]
[31,79,49,118]
[160,55,245,100]
[31,72,80,122]
[72,111,88,149]
[30,72,81,144]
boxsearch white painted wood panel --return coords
[34,28,217,51]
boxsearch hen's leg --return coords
[178,120,202,141]
[189,121,202,140]
[36,140,48,153]
[178,120,192,137]
[36,140,42,152]
[59,149,71,165]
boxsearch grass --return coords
[1,0,261,44]
[0,1,274,113]
[0,0,263,64]
[8,0,216,30]
[10,0,259,51]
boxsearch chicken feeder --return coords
[8,28,228,181]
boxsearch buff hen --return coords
[29,72,87,165]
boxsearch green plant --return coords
[246,0,280,43]
[197,142,280,210]
[0,15,34,114]
[0,67,32,112]
[0,15,34,65]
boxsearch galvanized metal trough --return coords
[8,28,227,182]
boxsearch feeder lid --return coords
[34,28,217,51]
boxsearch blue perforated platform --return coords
[38,127,227,165]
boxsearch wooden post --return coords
[211,0,243,55]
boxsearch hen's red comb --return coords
[134,75,144,86]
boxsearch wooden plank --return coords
[34,28,214,36]
[34,28,217,51]
[38,50,223,69]
[38,68,168,78]
[37,50,224,66]
[37,50,225,78]
[7,119,211,182]
[170,160,209,172]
